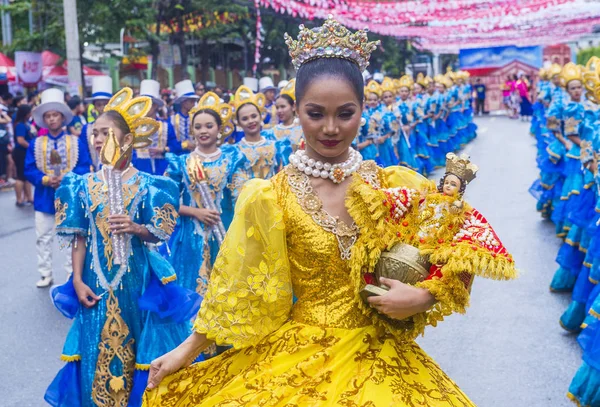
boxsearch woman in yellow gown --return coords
[143,17,515,407]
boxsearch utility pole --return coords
[1,0,13,46]
[63,0,83,95]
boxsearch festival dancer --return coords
[80,76,113,171]
[388,76,420,171]
[170,80,200,154]
[163,91,243,296]
[271,79,304,152]
[412,76,434,173]
[142,17,516,406]
[133,80,178,175]
[44,88,199,407]
[416,74,443,169]
[25,89,90,288]
[363,79,397,167]
[259,76,278,130]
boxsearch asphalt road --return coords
[0,116,582,407]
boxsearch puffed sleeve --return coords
[383,165,431,192]
[55,173,89,240]
[139,175,180,242]
[563,103,584,137]
[275,138,292,168]
[193,178,292,349]
[163,153,184,195]
[546,98,563,131]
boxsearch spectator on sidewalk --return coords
[474,78,486,116]
[12,104,34,206]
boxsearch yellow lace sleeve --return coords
[192,178,292,349]
[382,165,433,191]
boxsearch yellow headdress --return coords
[560,62,583,88]
[365,80,382,98]
[445,153,478,185]
[398,75,414,90]
[583,57,600,103]
[284,15,380,72]
[416,73,427,87]
[393,78,401,91]
[380,77,396,94]
[280,78,296,102]
[103,87,158,150]
[548,63,562,78]
[538,68,547,80]
[189,91,235,137]
[434,74,452,89]
[230,85,266,118]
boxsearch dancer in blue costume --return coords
[259,76,278,130]
[133,80,179,175]
[389,76,420,171]
[417,74,444,169]
[164,91,244,296]
[229,85,291,185]
[170,80,200,155]
[412,76,436,173]
[45,88,200,407]
[459,72,478,145]
[79,76,113,172]
[271,79,304,152]
[433,75,453,156]
[363,80,396,167]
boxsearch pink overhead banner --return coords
[15,51,43,85]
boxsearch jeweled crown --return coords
[445,153,478,184]
[280,78,296,101]
[416,73,432,88]
[560,62,583,87]
[230,85,267,117]
[380,77,395,94]
[583,57,600,103]
[398,75,414,90]
[365,80,382,98]
[104,87,159,149]
[548,63,562,78]
[284,15,380,72]
[190,91,235,137]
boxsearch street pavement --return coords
[0,116,583,406]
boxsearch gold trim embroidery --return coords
[91,290,135,407]
[151,203,178,236]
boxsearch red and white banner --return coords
[15,51,43,85]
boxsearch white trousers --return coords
[35,211,72,278]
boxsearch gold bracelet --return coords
[42,175,50,186]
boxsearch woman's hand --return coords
[367,277,436,320]
[109,214,141,236]
[73,279,100,308]
[147,345,194,390]
[194,208,221,227]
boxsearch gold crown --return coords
[230,85,266,117]
[104,87,159,150]
[398,75,414,90]
[365,80,382,98]
[434,74,452,88]
[280,78,296,101]
[548,63,562,78]
[380,77,396,94]
[445,153,478,184]
[393,78,401,91]
[583,57,600,101]
[538,68,547,80]
[560,62,583,87]
[284,15,380,72]
[416,73,432,87]
[190,91,235,137]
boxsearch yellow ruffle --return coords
[60,354,81,362]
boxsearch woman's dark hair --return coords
[437,172,467,196]
[13,95,25,107]
[276,94,295,107]
[101,110,131,135]
[15,104,32,123]
[235,102,261,123]
[192,108,222,128]
[295,58,364,104]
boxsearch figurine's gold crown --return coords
[104,87,158,149]
[398,75,414,90]
[445,153,478,184]
[280,78,296,101]
[190,91,235,137]
[560,62,583,87]
[230,85,266,116]
[548,63,562,78]
[365,80,382,98]
[284,15,379,72]
[380,77,395,94]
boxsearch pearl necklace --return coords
[192,148,221,161]
[289,148,362,184]
[241,137,266,147]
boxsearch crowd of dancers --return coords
[530,60,600,406]
[24,18,489,406]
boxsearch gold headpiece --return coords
[280,78,296,101]
[434,74,451,88]
[284,15,380,72]
[380,77,396,94]
[230,85,266,118]
[583,57,600,101]
[445,153,478,185]
[190,91,235,137]
[393,78,401,91]
[538,68,547,80]
[104,87,159,150]
[398,75,414,90]
[416,73,432,87]
[548,63,562,78]
[560,62,583,88]
[365,80,382,98]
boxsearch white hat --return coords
[86,76,113,102]
[259,76,276,92]
[362,70,372,82]
[373,72,384,83]
[174,80,200,104]
[140,79,164,107]
[278,80,289,89]
[33,88,74,128]
[243,77,259,92]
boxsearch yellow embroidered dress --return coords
[143,162,480,406]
